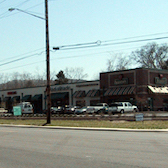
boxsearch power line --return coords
[0,46,142,72]
[0,50,46,67]
[1,35,168,69]
[0,0,6,5]
[0,59,45,72]
[100,36,168,48]
[0,2,44,20]
[101,32,168,43]
[15,0,32,8]
[0,48,45,62]
[1,32,168,71]
[0,0,30,10]
[55,36,168,51]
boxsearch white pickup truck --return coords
[86,103,117,114]
[111,102,138,114]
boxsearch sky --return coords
[1,0,168,81]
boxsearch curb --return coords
[1,124,168,132]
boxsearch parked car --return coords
[0,107,8,113]
[75,106,87,115]
[64,105,75,114]
[111,102,138,114]
[56,106,65,114]
[86,103,109,114]
[107,103,118,114]
[51,107,58,114]
[0,108,9,116]
[64,105,81,114]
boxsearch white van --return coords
[17,102,34,114]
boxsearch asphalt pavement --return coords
[1,126,168,168]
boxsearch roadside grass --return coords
[0,119,168,129]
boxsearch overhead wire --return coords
[0,49,46,67]
[0,1,168,74]
[57,36,168,50]
[0,59,45,72]
[101,32,168,43]
[0,0,28,11]
[0,45,145,72]
[53,32,168,51]
[0,47,45,62]
[1,33,168,71]
[0,1,44,20]
[15,0,32,8]
[0,0,6,5]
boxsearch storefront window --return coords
[90,100,100,106]
[76,100,85,107]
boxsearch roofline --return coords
[0,80,100,92]
[100,68,168,74]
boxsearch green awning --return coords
[73,91,85,98]
[22,95,31,101]
[86,90,100,97]
[11,96,20,102]
[51,92,68,100]
[104,86,135,96]
[32,94,42,101]
[4,97,11,101]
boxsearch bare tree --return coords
[0,67,87,90]
[0,71,47,90]
[130,43,168,69]
[64,67,88,82]
[19,72,32,87]
[107,53,130,71]
[160,59,168,70]
[10,72,20,88]
[0,73,10,89]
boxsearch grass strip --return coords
[0,119,168,129]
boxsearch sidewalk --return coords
[1,124,168,132]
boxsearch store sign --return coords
[114,78,128,85]
[7,91,17,95]
[13,106,22,116]
[51,86,70,91]
[135,113,144,121]
[155,77,167,85]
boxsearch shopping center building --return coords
[100,68,168,111]
[0,68,168,112]
[0,80,100,113]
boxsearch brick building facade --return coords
[100,68,168,111]
[1,68,168,112]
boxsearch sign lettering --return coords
[155,77,167,85]
[114,78,128,85]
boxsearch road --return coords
[0,126,168,168]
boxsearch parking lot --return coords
[1,110,168,122]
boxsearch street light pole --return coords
[9,0,51,124]
[8,8,45,20]
[45,0,51,124]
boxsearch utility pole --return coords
[45,0,51,124]
[9,1,51,124]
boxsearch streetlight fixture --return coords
[9,0,51,124]
[8,8,45,20]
